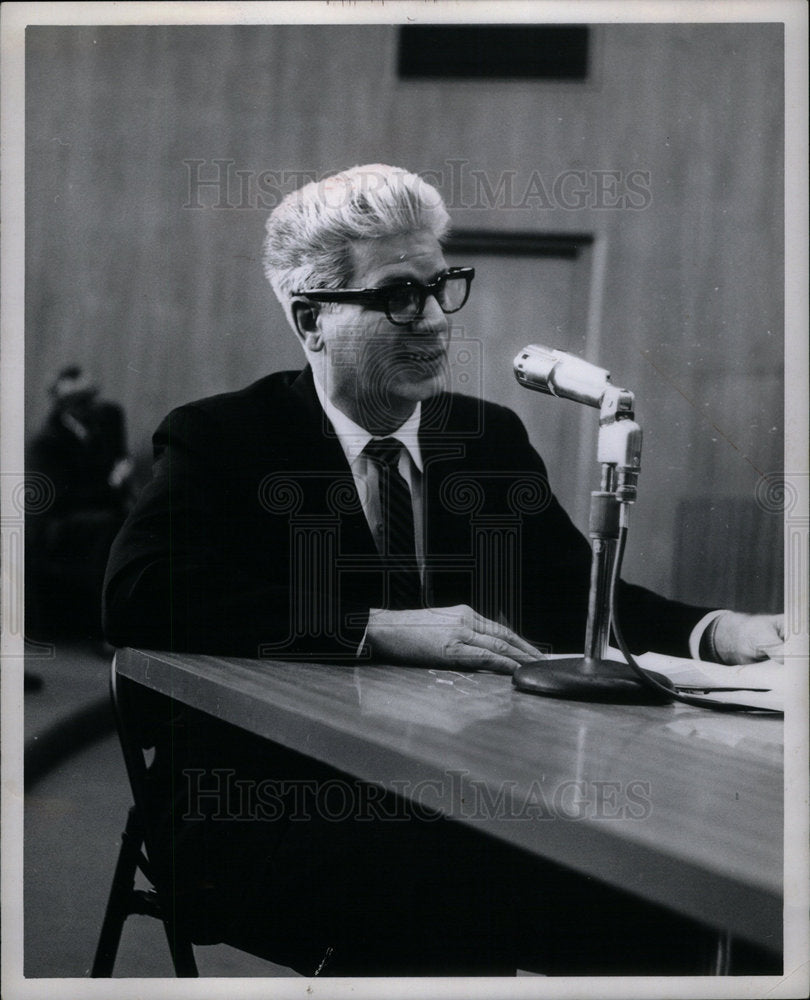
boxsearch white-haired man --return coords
[103,164,783,975]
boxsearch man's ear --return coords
[291,299,324,351]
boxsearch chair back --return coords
[92,654,198,977]
[109,656,161,868]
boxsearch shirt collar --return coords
[311,371,424,472]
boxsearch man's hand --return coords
[712,611,785,664]
[364,605,545,674]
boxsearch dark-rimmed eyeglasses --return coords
[294,267,475,326]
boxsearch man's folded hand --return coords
[365,605,545,674]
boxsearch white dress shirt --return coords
[311,374,425,576]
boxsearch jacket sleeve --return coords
[102,404,369,660]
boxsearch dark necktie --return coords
[364,437,422,609]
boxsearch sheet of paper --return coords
[633,650,784,712]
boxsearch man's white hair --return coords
[262,164,450,309]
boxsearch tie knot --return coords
[364,437,403,470]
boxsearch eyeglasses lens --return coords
[387,274,468,323]
[438,274,468,313]
[387,286,421,324]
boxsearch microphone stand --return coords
[515,386,674,703]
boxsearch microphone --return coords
[511,343,672,704]
[513,344,617,408]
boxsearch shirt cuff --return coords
[689,610,727,661]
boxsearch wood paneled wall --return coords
[25,23,784,609]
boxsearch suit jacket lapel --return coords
[287,368,379,560]
[419,394,478,607]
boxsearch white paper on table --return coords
[632,650,785,712]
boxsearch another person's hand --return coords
[364,605,545,674]
[711,611,785,664]
[109,456,134,489]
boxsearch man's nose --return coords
[413,293,448,333]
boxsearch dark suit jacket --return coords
[27,400,131,636]
[104,366,707,659]
[102,367,715,972]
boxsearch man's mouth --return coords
[401,348,444,363]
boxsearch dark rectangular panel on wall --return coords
[447,230,593,259]
[398,25,589,79]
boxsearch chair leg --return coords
[166,930,199,977]
[93,805,199,977]
[91,807,142,977]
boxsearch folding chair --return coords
[91,655,198,977]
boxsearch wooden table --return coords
[116,647,783,955]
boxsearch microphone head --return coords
[513,344,613,408]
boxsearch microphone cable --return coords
[609,524,783,715]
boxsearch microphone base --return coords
[513,656,674,705]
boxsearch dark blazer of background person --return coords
[103,364,709,659]
[27,380,132,637]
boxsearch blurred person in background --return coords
[26,366,133,642]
